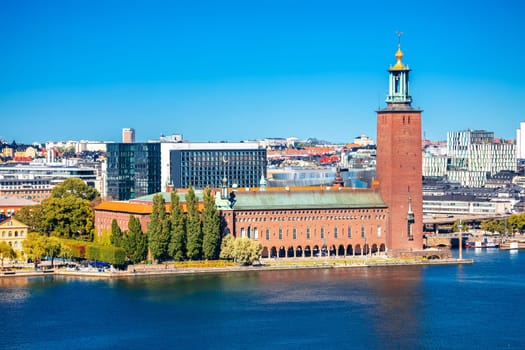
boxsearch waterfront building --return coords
[105,143,161,200]
[169,142,266,190]
[94,186,389,258]
[376,38,423,252]
[0,217,28,257]
[122,128,136,144]
[219,188,388,258]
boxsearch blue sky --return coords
[1,0,524,144]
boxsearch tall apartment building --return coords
[105,143,161,200]
[122,128,136,144]
[169,142,267,189]
[447,130,516,187]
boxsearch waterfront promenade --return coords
[0,255,473,279]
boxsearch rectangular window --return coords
[320,227,325,239]
[266,228,270,240]
[293,228,297,240]
[254,228,259,240]
[279,228,283,240]
[306,227,311,240]
[347,226,352,238]
[377,226,381,238]
[361,226,365,238]
[334,227,338,239]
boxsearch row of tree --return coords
[110,187,222,263]
[455,213,525,235]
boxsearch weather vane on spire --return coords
[395,31,404,45]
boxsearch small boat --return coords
[465,237,499,248]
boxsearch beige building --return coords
[122,128,136,143]
[0,217,28,258]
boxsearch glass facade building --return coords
[106,143,161,200]
[170,148,266,189]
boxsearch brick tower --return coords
[376,37,423,253]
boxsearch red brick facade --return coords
[223,206,388,258]
[376,108,423,251]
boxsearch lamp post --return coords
[458,219,463,261]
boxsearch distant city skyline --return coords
[1,0,523,144]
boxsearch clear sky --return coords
[1,0,524,144]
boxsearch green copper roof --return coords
[232,190,386,210]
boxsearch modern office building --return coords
[169,142,266,189]
[122,128,136,144]
[447,130,516,187]
[105,143,161,200]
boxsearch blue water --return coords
[1,249,524,350]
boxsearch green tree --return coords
[202,187,221,260]
[219,234,235,260]
[50,177,100,201]
[123,215,148,264]
[45,236,62,268]
[220,236,262,265]
[15,205,46,234]
[508,213,525,234]
[59,243,73,264]
[185,186,202,260]
[110,219,124,247]
[42,196,94,239]
[0,241,16,268]
[22,233,46,269]
[480,219,505,234]
[148,194,170,262]
[168,190,186,261]
[95,229,112,246]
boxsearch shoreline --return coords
[1,258,474,279]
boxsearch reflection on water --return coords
[1,251,524,350]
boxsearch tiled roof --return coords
[0,196,38,206]
[0,217,28,228]
[94,201,154,214]
[232,190,386,210]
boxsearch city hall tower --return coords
[376,36,423,252]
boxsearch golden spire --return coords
[392,31,405,69]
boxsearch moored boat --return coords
[465,237,499,248]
